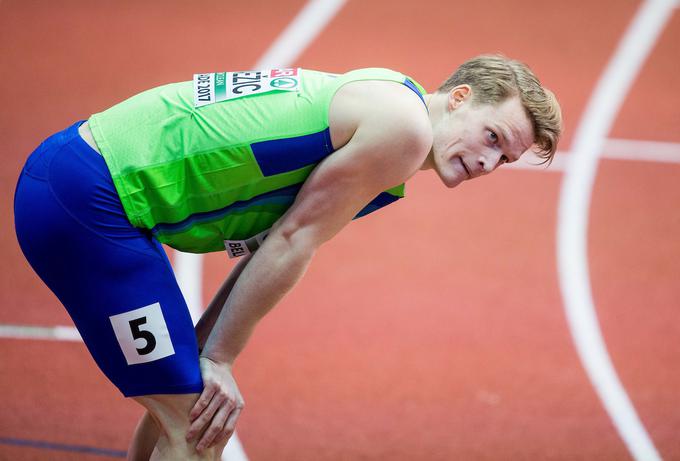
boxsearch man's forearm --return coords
[194,254,253,349]
[201,232,314,365]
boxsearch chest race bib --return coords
[193,68,301,108]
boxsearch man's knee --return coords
[134,393,197,435]
[133,393,222,460]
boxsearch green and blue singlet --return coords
[89,68,427,256]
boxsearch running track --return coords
[1,1,679,460]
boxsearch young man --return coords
[14,55,561,460]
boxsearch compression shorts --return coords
[13,121,203,397]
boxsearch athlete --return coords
[14,55,561,460]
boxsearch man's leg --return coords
[127,254,253,460]
[127,411,158,461]
[14,125,222,459]
[133,394,228,461]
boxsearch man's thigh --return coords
[50,229,204,397]
[14,126,203,396]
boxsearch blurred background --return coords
[1,0,678,459]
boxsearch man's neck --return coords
[419,94,436,170]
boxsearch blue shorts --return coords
[13,121,203,397]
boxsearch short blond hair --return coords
[438,54,562,164]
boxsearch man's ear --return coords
[448,85,472,110]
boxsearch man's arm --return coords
[202,92,430,363]
[188,82,432,451]
[194,254,253,350]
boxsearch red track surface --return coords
[1,1,678,460]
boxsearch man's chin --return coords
[433,164,466,188]
[442,174,465,189]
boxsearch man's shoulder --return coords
[329,78,431,151]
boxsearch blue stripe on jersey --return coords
[151,184,302,235]
[354,191,402,219]
[403,78,426,106]
[252,78,422,178]
[152,185,401,237]
[251,128,334,177]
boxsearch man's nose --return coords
[477,150,503,174]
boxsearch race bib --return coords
[224,229,269,259]
[193,68,301,108]
[109,303,175,365]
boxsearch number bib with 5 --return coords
[109,302,175,365]
[193,68,301,108]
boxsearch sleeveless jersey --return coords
[89,68,427,254]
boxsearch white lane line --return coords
[556,1,676,460]
[604,138,680,163]
[173,251,204,324]
[254,0,347,68]
[506,139,680,171]
[170,1,348,460]
[0,324,81,341]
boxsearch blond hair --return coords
[438,54,562,164]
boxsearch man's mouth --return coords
[459,157,471,178]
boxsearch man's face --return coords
[431,87,535,188]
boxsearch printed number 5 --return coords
[129,316,157,355]
[109,302,175,365]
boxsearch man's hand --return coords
[186,357,245,453]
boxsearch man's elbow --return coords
[267,220,319,262]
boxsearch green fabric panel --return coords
[119,146,315,229]
[91,71,334,225]
[155,205,288,253]
[386,183,405,197]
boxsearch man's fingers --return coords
[189,385,216,422]
[213,406,243,448]
[223,406,242,435]
[195,404,233,452]
[186,392,225,442]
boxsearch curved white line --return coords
[557,1,676,460]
